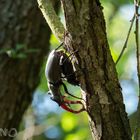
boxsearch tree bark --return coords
[61,0,132,140]
[0,0,58,139]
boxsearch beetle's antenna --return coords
[62,49,78,65]
[55,42,64,50]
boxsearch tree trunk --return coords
[0,0,58,139]
[61,0,132,140]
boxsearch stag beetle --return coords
[45,43,85,113]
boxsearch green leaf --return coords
[6,50,16,58]
[16,44,26,50]
[16,53,27,59]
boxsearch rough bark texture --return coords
[0,0,58,139]
[61,0,132,140]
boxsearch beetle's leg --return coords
[61,70,80,79]
[61,82,83,100]
[60,96,85,114]
[61,49,78,65]
[55,42,64,50]
[60,71,79,82]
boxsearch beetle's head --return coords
[47,91,51,95]
[50,96,63,106]
[48,84,64,106]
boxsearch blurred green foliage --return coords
[0,43,39,59]
[17,0,139,140]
